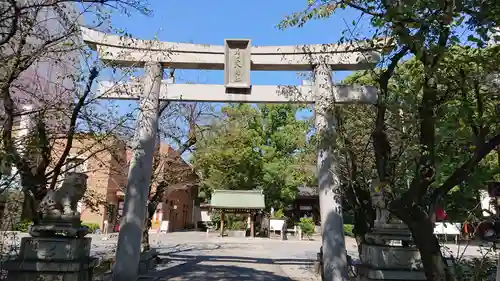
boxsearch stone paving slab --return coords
[149,242,293,281]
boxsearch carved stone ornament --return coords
[30,172,89,238]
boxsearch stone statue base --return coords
[365,223,413,245]
[29,217,89,238]
[139,249,159,275]
[358,223,426,281]
[3,237,98,281]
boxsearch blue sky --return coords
[106,0,368,85]
[87,0,371,151]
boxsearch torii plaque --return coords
[224,39,251,89]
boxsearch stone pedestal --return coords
[3,237,97,281]
[358,224,426,281]
[365,223,413,244]
[138,249,158,275]
[29,217,89,238]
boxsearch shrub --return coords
[344,224,354,237]
[272,209,285,219]
[451,256,496,281]
[229,220,247,230]
[298,217,315,238]
[82,222,100,233]
[13,220,32,232]
[210,210,221,228]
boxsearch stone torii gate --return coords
[81,28,381,281]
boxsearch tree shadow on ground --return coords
[151,264,292,281]
[159,243,224,255]
[149,252,318,281]
[163,253,315,267]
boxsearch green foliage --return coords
[298,217,315,236]
[224,214,248,230]
[271,209,285,219]
[453,256,497,281]
[228,220,247,230]
[193,104,314,209]
[280,1,500,279]
[279,0,500,49]
[343,224,354,237]
[82,222,100,233]
[340,47,500,222]
[13,220,32,232]
[210,210,221,228]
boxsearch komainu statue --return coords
[30,172,89,238]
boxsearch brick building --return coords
[70,137,199,233]
[120,145,199,232]
[49,135,127,231]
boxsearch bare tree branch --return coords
[49,66,99,189]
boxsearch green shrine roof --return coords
[210,189,265,210]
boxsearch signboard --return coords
[224,39,251,89]
[269,219,285,232]
[299,205,313,211]
[159,220,169,233]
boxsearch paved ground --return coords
[94,232,496,280]
[2,231,497,280]
[146,233,321,281]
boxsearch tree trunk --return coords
[392,203,454,281]
[141,198,161,252]
[21,192,36,221]
[411,218,454,281]
[141,215,152,252]
[20,176,46,222]
[352,206,373,257]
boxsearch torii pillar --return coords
[111,62,162,281]
[314,63,348,281]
